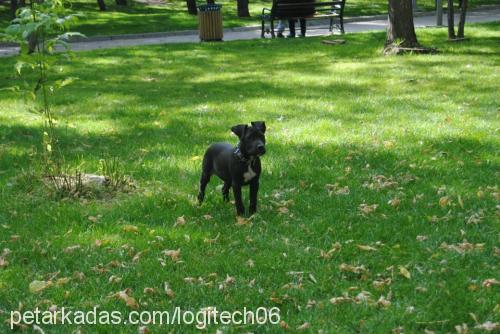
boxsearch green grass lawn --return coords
[0,22,499,333]
[1,0,499,37]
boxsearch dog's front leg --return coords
[232,182,245,216]
[249,178,259,215]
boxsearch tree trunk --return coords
[96,0,106,10]
[447,0,455,39]
[385,0,419,52]
[186,0,197,14]
[457,0,467,38]
[10,0,18,18]
[237,0,250,17]
[115,0,127,5]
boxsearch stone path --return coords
[1,7,499,57]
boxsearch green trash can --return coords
[198,4,223,41]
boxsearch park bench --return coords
[261,0,345,38]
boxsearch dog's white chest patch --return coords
[243,165,257,182]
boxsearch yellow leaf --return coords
[122,225,139,233]
[357,244,377,252]
[439,196,450,208]
[399,266,411,279]
[29,280,50,293]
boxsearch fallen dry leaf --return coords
[455,323,469,334]
[474,321,499,331]
[112,289,139,309]
[372,278,392,290]
[325,183,350,196]
[354,291,371,303]
[184,277,196,284]
[279,320,289,329]
[376,295,391,308]
[88,216,100,223]
[109,275,123,284]
[132,250,147,263]
[138,326,149,334]
[162,249,181,262]
[63,245,81,253]
[330,296,352,304]
[339,263,367,274]
[388,198,401,208]
[296,322,310,331]
[440,240,484,254]
[482,278,499,288]
[174,216,186,227]
[306,299,317,308]
[164,282,175,298]
[0,248,10,268]
[319,242,342,259]
[225,275,236,285]
[29,280,51,293]
[33,325,45,334]
[56,277,71,286]
[277,206,289,214]
[143,287,156,294]
[359,203,378,215]
[204,233,220,244]
[235,216,251,226]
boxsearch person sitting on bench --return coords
[279,0,315,38]
[288,18,306,37]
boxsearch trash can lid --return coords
[198,3,222,11]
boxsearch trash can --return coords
[198,4,223,42]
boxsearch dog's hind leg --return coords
[198,156,212,204]
[222,182,231,202]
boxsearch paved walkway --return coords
[1,7,499,57]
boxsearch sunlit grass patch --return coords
[0,22,499,333]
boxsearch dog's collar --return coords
[234,146,253,164]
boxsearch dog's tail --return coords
[197,152,213,204]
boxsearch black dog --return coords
[198,121,266,216]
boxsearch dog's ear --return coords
[231,124,248,139]
[251,121,266,134]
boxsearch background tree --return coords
[384,0,419,53]
[186,0,197,15]
[237,0,249,17]
[384,0,435,54]
[11,0,19,18]
[115,0,127,5]
[447,0,469,40]
[97,0,106,11]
